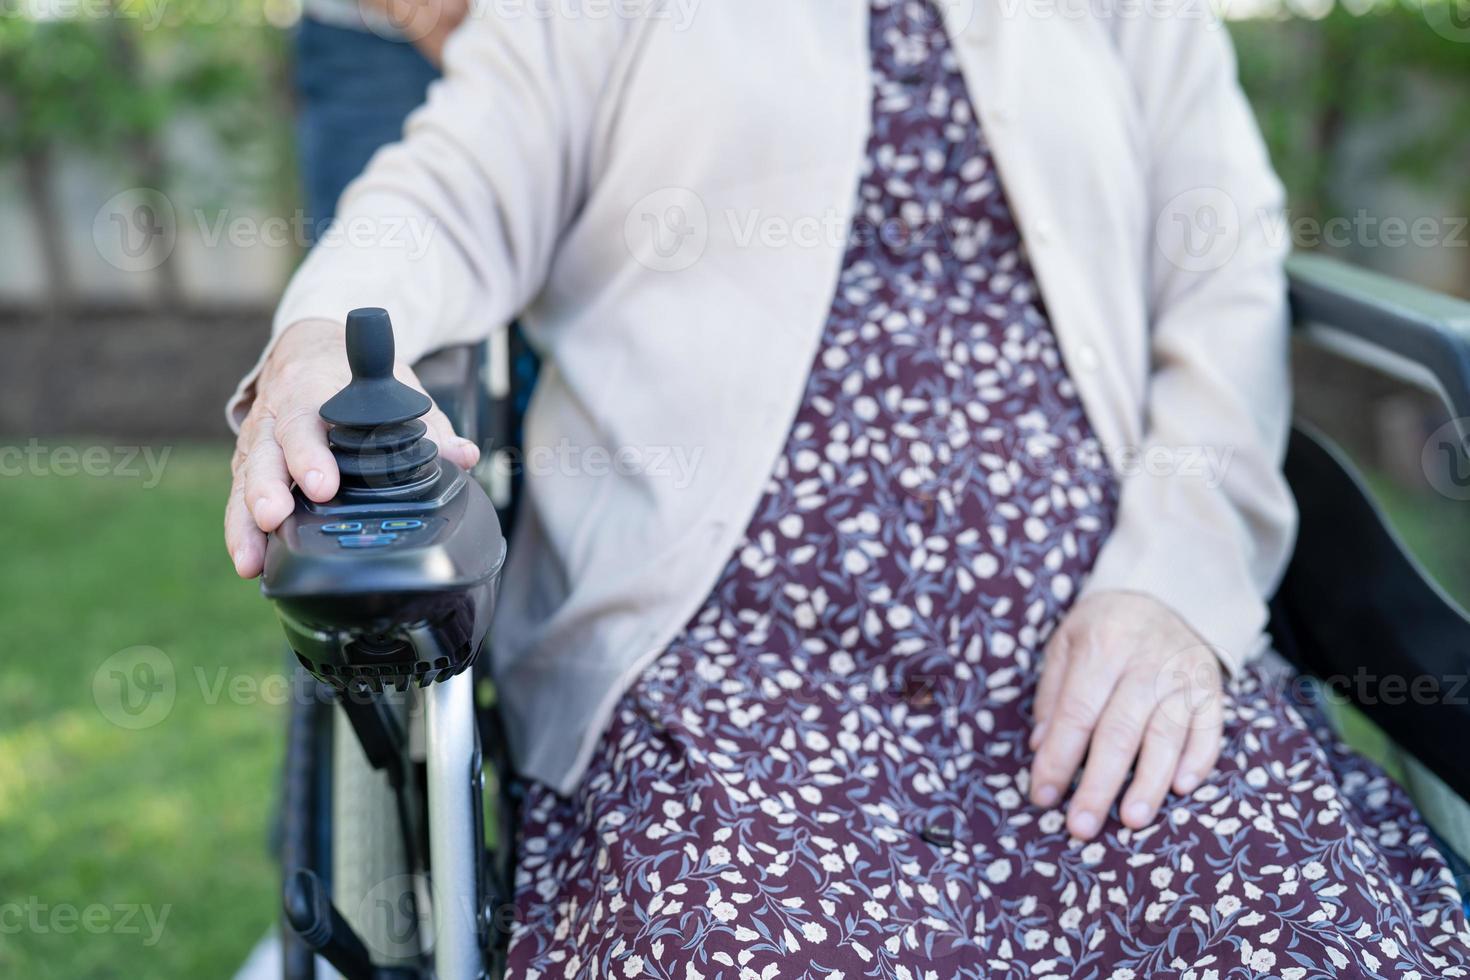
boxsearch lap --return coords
[506,639,1470,979]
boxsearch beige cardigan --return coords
[230,0,1297,794]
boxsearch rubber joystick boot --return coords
[320,308,439,497]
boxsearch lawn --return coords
[0,443,1464,979]
[0,445,285,979]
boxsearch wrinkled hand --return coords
[225,319,479,578]
[1028,591,1224,840]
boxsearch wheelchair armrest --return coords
[1288,253,1470,428]
[1272,425,1470,800]
[1277,255,1470,799]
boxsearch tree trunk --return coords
[104,18,184,309]
[20,143,75,314]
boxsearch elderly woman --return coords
[226,1,1470,975]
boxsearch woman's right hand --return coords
[224,319,480,579]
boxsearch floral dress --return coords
[504,1,1470,976]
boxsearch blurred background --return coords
[0,1,1467,976]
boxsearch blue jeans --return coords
[294,17,440,236]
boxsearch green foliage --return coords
[1230,1,1470,222]
[0,7,289,191]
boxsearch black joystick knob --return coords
[321,308,439,494]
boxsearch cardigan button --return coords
[920,823,958,848]
[902,675,936,708]
[1072,344,1100,372]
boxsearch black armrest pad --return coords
[1273,425,1470,800]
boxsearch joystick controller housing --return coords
[261,308,505,691]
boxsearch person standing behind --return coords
[294,0,468,234]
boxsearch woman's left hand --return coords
[1027,591,1224,840]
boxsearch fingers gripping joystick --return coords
[321,309,439,496]
[260,308,506,693]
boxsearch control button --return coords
[380,519,424,531]
[337,533,399,549]
[320,522,364,534]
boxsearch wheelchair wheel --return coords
[331,704,424,970]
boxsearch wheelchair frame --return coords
[277,253,1470,979]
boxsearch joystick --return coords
[261,309,505,692]
[321,308,440,497]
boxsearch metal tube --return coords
[425,670,484,979]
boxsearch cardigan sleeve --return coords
[1079,11,1298,673]
[226,8,641,429]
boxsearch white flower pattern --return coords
[505,1,1470,976]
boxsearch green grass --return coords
[1365,473,1470,610]
[0,444,284,979]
